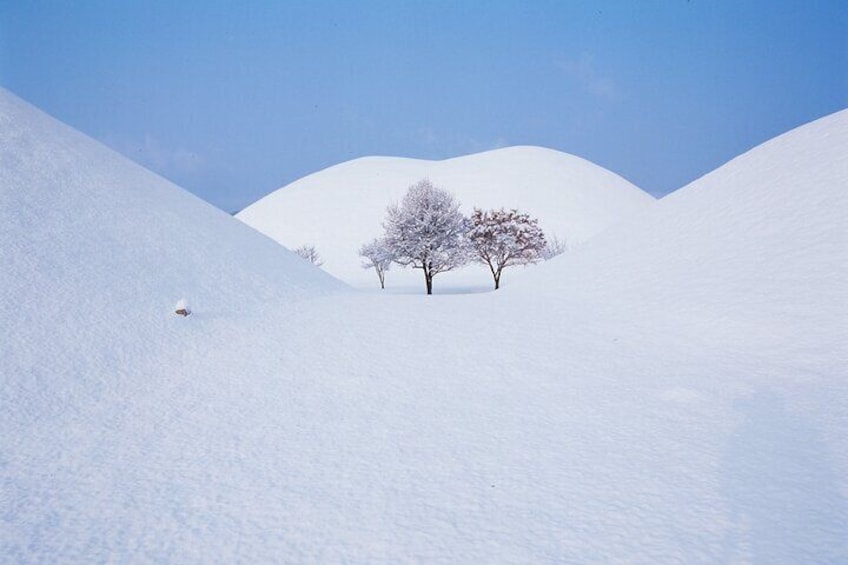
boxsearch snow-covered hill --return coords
[0,88,347,560]
[497,109,847,562]
[506,108,848,561]
[3,88,846,563]
[237,147,654,289]
[0,90,345,307]
[516,109,848,325]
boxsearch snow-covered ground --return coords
[2,87,846,563]
[237,146,654,290]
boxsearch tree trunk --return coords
[487,260,499,290]
[424,264,433,295]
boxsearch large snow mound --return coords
[514,108,848,333]
[237,146,654,289]
[0,88,345,311]
[0,86,346,418]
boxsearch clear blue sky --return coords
[1,0,846,211]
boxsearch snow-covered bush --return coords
[359,237,393,289]
[468,207,547,289]
[294,244,323,267]
[383,178,470,295]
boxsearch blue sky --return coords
[1,0,845,211]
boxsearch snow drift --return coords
[237,146,654,289]
[2,87,846,563]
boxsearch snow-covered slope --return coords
[237,147,654,289]
[513,108,847,331]
[0,88,345,317]
[494,109,847,562]
[0,85,347,516]
[3,89,846,563]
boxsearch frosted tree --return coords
[359,238,393,289]
[383,178,470,295]
[468,207,547,289]
[294,244,323,267]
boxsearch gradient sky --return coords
[1,0,846,212]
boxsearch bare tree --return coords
[293,244,323,267]
[541,233,567,260]
[383,179,470,295]
[468,207,547,289]
[359,238,393,289]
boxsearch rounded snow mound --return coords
[511,109,848,331]
[0,87,346,389]
[237,145,654,289]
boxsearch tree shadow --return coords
[720,388,847,563]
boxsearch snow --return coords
[237,145,655,290]
[2,87,847,563]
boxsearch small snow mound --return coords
[174,298,191,317]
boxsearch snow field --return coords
[1,87,846,562]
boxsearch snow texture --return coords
[2,87,847,563]
[237,144,655,290]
